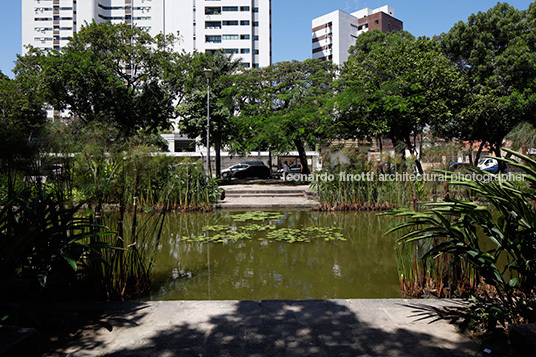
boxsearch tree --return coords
[176,52,243,177]
[337,30,466,163]
[230,59,337,174]
[0,71,47,199]
[16,21,189,138]
[440,2,536,167]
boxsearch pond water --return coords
[147,210,402,300]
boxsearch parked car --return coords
[221,162,270,180]
[277,163,302,174]
[477,158,499,174]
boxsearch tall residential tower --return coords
[312,5,402,65]
[23,0,272,68]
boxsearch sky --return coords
[1,0,534,77]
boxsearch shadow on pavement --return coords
[51,299,478,356]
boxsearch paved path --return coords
[52,299,478,356]
[217,184,319,210]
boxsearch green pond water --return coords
[145,210,402,300]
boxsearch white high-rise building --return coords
[23,0,272,68]
[312,5,402,65]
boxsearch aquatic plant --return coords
[231,211,285,222]
[179,220,345,244]
[387,149,536,329]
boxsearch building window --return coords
[254,35,259,40]
[224,48,239,54]
[375,20,379,24]
[253,21,259,27]
[206,35,222,43]
[222,20,238,26]
[222,34,239,40]
[243,63,250,68]
[240,34,250,40]
[206,49,219,55]
[206,21,221,29]
[253,7,259,13]
[240,20,249,25]
[254,50,259,54]
[205,7,221,15]
[222,6,238,11]
[253,63,259,68]
[240,48,250,54]
[240,6,250,11]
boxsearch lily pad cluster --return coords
[231,211,285,222]
[265,227,346,243]
[179,218,346,245]
[180,229,251,243]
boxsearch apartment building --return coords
[312,5,402,65]
[23,0,272,68]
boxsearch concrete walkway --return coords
[216,184,319,210]
[52,299,478,356]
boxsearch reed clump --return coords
[313,152,437,211]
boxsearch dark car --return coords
[221,162,270,180]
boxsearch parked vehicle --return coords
[477,158,499,174]
[277,163,302,174]
[221,162,270,180]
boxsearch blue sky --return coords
[1,1,534,77]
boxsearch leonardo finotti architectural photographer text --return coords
[283,172,526,182]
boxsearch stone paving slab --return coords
[51,299,478,356]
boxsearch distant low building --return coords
[312,5,403,65]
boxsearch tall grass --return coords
[72,147,219,213]
[313,153,438,211]
[98,210,167,299]
[394,237,480,298]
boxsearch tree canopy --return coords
[176,52,243,177]
[337,30,466,160]
[16,21,189,138]
[440,2,536,162]
[230,59,337,174]
[0,70,47,198]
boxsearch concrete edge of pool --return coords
[51,299,479,356]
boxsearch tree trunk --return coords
[390,135,405,170]
[475,141,486,167]
[494,142,504,172]
[378,136,383,155]
[294,139,310,174]
[268,148,273,173]
[468,141,474,166]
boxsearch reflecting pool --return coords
[147,210,401,300]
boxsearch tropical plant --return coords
[0,191,113,304]
[387,149,536,329]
